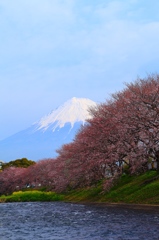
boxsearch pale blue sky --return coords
[0,0,159,139]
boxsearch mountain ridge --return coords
[0,97,97,162]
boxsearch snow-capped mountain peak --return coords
[0,97,97,161]
[36,97,97,132]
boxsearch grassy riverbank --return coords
[64,171,159,205]
[0,171,159,205]
[0,190,64,202]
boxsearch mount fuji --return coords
[0,97,97,162]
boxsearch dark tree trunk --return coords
[155,151,159,172]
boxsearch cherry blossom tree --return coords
[0,167,27,195]
[1,74,159,194]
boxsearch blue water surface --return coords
[0,202,159,240]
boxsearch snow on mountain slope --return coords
[0,97,97,161]
[36,97,97,132]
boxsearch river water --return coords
[0,202,159,240]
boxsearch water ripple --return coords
[0,202,159,240]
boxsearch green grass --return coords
[64,171,159,205]
[64,184,102,202]
[0,190,64,202]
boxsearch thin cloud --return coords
[0,0,159,139]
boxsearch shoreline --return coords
[64,200,159,211]
[1,199,159,211]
